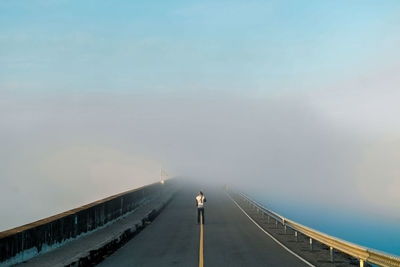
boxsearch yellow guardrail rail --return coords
[238,192,400,267]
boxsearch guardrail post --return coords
[309,238,313,251]
[275,220,278,228]
[330,247,335,263]
[294,231,298,242]
[359,259,364,267]
[267,215,270,223]
[282,218,286,234]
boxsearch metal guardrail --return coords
[237,192,400,267]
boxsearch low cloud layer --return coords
[1,85,399,230]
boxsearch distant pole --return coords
[160,167,167,184]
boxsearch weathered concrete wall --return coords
[0,180,168,265]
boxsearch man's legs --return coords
[199,208,205,224]
[197,208,201,224]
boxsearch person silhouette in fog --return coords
[196,191,206,224]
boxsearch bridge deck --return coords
[98,185,309,267]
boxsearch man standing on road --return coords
[196,191,206,224]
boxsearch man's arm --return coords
[195,199,198,207]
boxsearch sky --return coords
[1,0,400,252]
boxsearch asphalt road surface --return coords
[98,185,310,267]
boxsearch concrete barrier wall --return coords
[0,181,167,264]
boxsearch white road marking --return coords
[226,192,315,267]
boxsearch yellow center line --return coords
[199,214,204,267]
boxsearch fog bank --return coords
[1,87,399,230]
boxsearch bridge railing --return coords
[237,192,400,267]
[0,180,172,266]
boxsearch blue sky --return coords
[1,0,400,94]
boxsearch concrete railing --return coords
[0,180,172,266]
[238,192,400,267]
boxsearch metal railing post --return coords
[309,238,313,251]
[282,218,286,234]
[294,231,298,242]
[330,247,335,263]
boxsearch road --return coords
[98,185,310,267]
